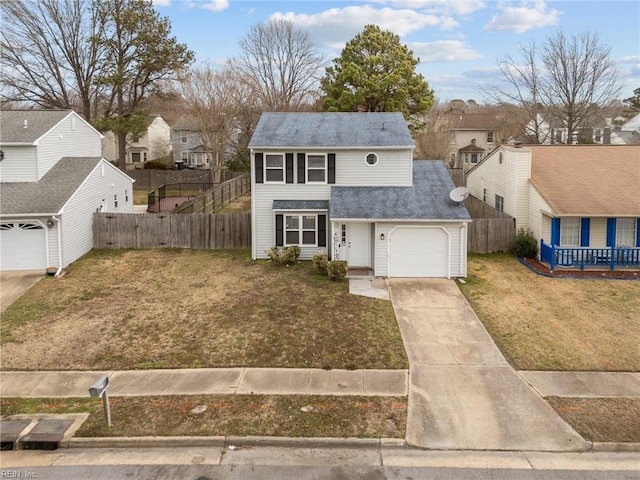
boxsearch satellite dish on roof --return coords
[449,186,469,204]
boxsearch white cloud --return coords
[371,0,486,16]
[410,40,483,62]
[484,1,561,33]
[152,0,171,6]
[271,5,456,50]
[200,0,229,13]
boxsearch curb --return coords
[67,436,407,449]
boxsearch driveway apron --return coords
[387,278,587,451]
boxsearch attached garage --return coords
[0,221,48,271]
[388,226,449,277]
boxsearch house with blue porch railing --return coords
[465,144,640,270]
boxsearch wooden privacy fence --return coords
[467,217,515,253]
[464,195,515,253]
[172,174,250,214]
[93,212,251,249]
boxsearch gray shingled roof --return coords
[249,112,414,148]
[330,161,471,220]
[0,110,72,143]
[273,200,329,210]
[0,157,102,214]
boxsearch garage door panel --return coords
[0,222,47,271]
[389,227,448,277]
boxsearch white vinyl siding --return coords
[334,149,412,186]
[60,160,133,268]
[36,112,102,180]
[0,146,38,182]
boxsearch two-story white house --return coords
[249,112,471,278]
[102,115,172,168]
[449,113,502,170]
[172,114,213,169]
[0,110,134,272]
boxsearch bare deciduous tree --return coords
[0,0,105,121]
[230,18,324,111]
[486,30,621,144]
[413,102,453,162]
[180,65,261,179]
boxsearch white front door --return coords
[346,223,370,267]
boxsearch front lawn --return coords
[0,249,407,371]
[458,254,640,371]
[0,395,407,438]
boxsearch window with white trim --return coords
[265,154,284,182]
[487,131,494,144]
[616,218,636,247]
[494,194,504,212]
[560,217,580,246]
[307,154,326,182]
[285,214,317,246]
[180,131,188,143]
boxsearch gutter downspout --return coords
[51,215,63,276]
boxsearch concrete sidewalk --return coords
[0,368,408,398]
[387,278,588,452]
[519,371,640,398]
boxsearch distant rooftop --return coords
[0,110,72,143]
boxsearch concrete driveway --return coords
[0,270,44,312]
[387,278,587,451]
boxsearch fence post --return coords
[550,244,555,270]
[610,246,615,270]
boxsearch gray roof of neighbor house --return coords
[450,113,501,131]
[330,160,471,220]
[0,157,103,215]
[249,112,414,148]
[0,110,72,143]
[172,114,199,131]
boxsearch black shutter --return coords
[318,214,327,247]
[285,153,294,183]
[255,153,264,184]
[297,153,306,184]
[328,153,336,184]
[275,214,284,246]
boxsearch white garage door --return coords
[0,222,47,271]
[388,226,449,277]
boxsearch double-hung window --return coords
[306,154,326,183]
[616,218,636,247]
[494,194,504,212]
[285,215,317,246]
[560,217,580,246]
[265,154,284,182]
[180,131,188,143]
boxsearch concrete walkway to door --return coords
[386,278,587,452]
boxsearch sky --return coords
[154,0,640,103]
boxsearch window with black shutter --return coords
[255,153,264,184]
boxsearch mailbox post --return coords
[89,374,111,427]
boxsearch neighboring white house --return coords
[611,113,640,145]
[101,115,171,168]
[449,113,502,170]
[248,112,471,278]
[465,145,640,263]
[0,110,134,272]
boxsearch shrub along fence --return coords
[93,212,251,249]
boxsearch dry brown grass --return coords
[217,194,251,213]
[0,395,407,438]
[0,249,407,371]
[547,397,640,442]
[458,254,640,371]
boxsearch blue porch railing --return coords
[540,241,640,270]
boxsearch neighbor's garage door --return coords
[388,226,449,277]
[0,222,47,270]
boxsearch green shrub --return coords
[510,228,539,259]
[312,252,329,275]
[144,160,172,170]
[326,260,348,281]
[266,246,301,266]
